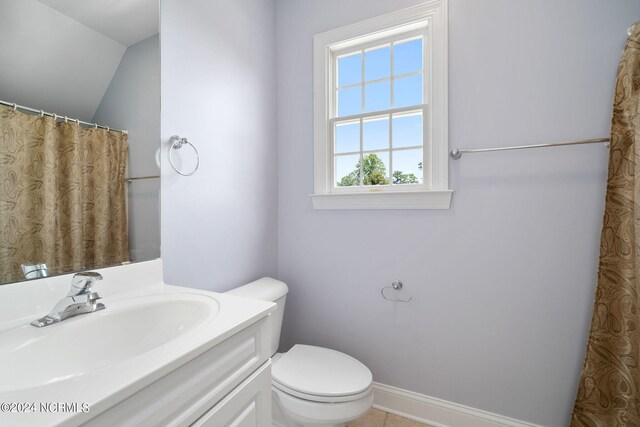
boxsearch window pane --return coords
[335,121,360,153]
[364,80,390,112]
[394,75,422,108]
[394,38,422,75]
[363,116,389,151]
[337,53,362,87]
[365,46,390,82]
[335,154,361,187]
[392,112,422,148]
[363,152,389,186]
[337,86,362,117]
[392,149,423,185]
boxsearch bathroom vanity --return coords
[0,260,274,426]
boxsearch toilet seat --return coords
[272,380,373,403]
[272,344,373,403]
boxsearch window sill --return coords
[310,190,453,210]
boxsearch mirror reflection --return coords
[0,0,160,285]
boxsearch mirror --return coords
[0,0,160,285]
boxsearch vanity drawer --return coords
[85,316,270,427]
[192,360,271,427]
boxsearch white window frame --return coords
[312,0,451,210]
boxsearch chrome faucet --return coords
[21,263,48,279]
[31,272,105,327]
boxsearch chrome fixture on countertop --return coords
[31,272,105,327]
[21,263,48,279]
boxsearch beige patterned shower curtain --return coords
[0,105,129,284]
[571,23,640,426]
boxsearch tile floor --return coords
[347,408,435,427]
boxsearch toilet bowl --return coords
[226,278,373,427]
[271,345,373,427]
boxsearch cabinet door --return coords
[193,361,271,427]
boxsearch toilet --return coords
[227,278,373,427]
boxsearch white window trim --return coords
[312,0,451,210]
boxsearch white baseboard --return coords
[372,382,543,427]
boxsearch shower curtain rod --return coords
[449,137,610,160]
[0,99,127,134]
[125,175,160,183]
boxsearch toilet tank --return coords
[226,277,288,356]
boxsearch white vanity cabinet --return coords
[84,315,272,427]
[0,261,275,427]
[192,362,271,427]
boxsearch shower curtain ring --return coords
[53,114,57,121]
[12,103,17,111]
[75,119,80,126]
[64,116,68,123]
[39,110,44,118]
[106,127,110,132]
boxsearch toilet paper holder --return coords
[380,280,412,303]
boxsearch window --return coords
[312,1,451,209]
[334,38,424,188]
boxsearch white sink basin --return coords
[0,293,219,392]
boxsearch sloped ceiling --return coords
[38,0,159,47]
[0,0,158,122]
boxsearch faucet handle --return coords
[73,271,102,279]
[70,271,103,294]
[87,292,102,303]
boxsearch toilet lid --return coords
[272,345,372,400]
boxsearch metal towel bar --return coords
[450,138,610,160]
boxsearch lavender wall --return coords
[276,0,640,425]
[161,0,278,290]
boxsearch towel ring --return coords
[169,135,199,176]
[154,147,161,169]
[380,280,412,303]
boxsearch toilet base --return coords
[273,414,344,427]
[271,386,372,427]
[272,399,345,427]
